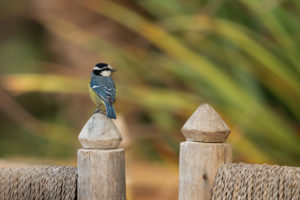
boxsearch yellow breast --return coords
[89,84,103,106]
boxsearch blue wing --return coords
[90,76,116,104]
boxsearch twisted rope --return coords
[0,166,77,200]
[212,163,300,200]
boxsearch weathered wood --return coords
[78,113,122,149]
[182,104,230,143]
[77,113,126,200]
[179,142,232,200]
[78,149,126,200]
[179,103,232,200]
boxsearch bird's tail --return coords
[105,102,116,119]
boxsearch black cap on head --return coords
[95,63,108,68]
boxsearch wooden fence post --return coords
[77,113,126,200]
[178,104,232,200]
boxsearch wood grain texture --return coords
[181,104,230,143]
[77,149,126,200]
[78,113,122,149]
[178,141,232,200]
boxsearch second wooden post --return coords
[77,113,126,200]
[179,104,232,200]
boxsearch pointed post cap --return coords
[79,113,122,149]
[181,103,230,143]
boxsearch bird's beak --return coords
[111,68,117,72]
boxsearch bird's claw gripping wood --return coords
[93,107,105,115]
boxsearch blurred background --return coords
[0,0,299,199]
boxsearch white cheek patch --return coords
[101,70,112,76]
[93,66,101,70]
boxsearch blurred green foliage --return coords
[0,0,299,165]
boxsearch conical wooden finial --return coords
[78,113,122,149]
[181,103,230,143]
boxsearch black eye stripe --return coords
[92,68,111,76]
[94,67,110,71]
[93,68,110,72]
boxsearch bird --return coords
[89,63,117,119]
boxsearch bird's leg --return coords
[94,104,105,114]
[93,107,100,113]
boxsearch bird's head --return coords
[92,63,117,76]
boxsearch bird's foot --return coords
[94,108,105,115]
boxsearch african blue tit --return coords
[89,63,117,119]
